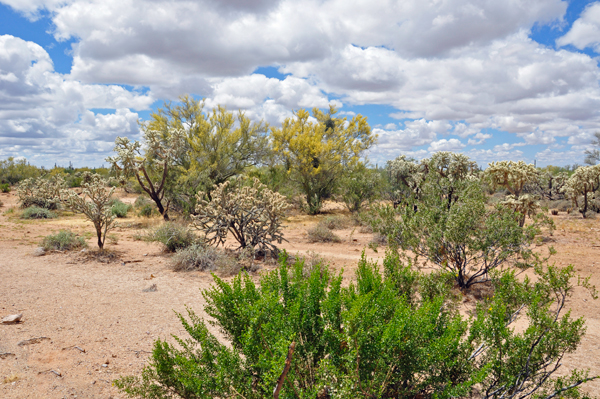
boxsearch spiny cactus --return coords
[193,176,289,256]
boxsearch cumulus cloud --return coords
[557,2,600,52]
[1,0,599,166]
[0,34,153,165]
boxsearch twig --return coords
[62,345,86,353]
[273,342,295,399]
[38,369,62,377]
[131,349,152,357]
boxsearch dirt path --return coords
[1,191,600,397]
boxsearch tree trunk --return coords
[582,191,588,218]
[96,226,104,249]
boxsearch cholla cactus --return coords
[562,165,600,218]
[534,172,568,200]
[501,194,540,227]
[106,127,186,220]
[16,175,66,209]
[61,172,116,249]
[485,160,539,197]
[192,176,289,255]
[424,151,478,182]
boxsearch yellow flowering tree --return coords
[271,106,376,214]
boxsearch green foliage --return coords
[0,157,41,185]
[109,199,133,218]
[42,230,87,251]
[21,206,57,219]
[146,222,197,252]
[0,183,10,193]
[115,251,596,399]
[373,179,537,289]
[339,164,384,212]
[272,106,377,214]
[307,223,342,243]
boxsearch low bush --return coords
[134,195,153,209]
[171,243,235,272]
[42,230,87,251]
[21,206,57,219]
[0,183,10,193]
[115,251,597,399]
[146,222,197,252]
[307,224,341,243]
[320,215,351,230]
[109,199,132,218]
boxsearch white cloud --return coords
[0,34,153,165]
[557,2,600,52]
[467,132,492,146]
[428,138,465,152]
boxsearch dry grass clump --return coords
[21,206,57,219]
[320,215,352,230]
[307,224,342,243]
[42,230,87,251]
[145,222,197,252]
[171,244,261,276]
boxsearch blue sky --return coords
[1,0,600,168]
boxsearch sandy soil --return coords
[1,190,600,398]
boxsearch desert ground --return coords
[1,190,600,398]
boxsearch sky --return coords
[1,0,600,168]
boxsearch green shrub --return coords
[115,251,597,399]
[0,183,10,193]
[171,243,236,272]
[137,204,155,218]
[146,222,197,252]
[307,223,341,243]
[42,230,86,251]
[21,206,57,219]
[109,199,132,218]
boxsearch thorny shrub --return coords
[17,175,66,210]
[193,176,289,256]
[562,164,600,218]
[115,250,597,399]
[61,172,116,250]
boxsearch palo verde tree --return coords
[61,172,116,250]
[107,124,186,221]
[143,96,271,212]
[562,164,600,218]
[272,105,376,214]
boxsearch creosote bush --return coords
[193,176,289,255]
[0,183,10,193]
[20,206,57,219]
[109,199,133,218]
[146,222,197,252]
[115,250,597,399]
[42,230,87,251]
[307,223,342,243]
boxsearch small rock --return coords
[101,364,108,368]
[18,336,50,346]
[1,313,23,324]
[32,247,45,257]
[0,352,16,359]
[143,284,157,293]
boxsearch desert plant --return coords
[320,215,351,230]
[17,175,65,210]
[0,183,10,193]
[340,164,384,212]
[20,206,57,219]
[373,179,538,289]
[109,199,132,218]
[146,222,196,252]
[193,176,289,255]
[42,230,87,251]
[171,243,236,272]
[307,223,342,243]
[271,106,376,214]
[562,164,600,218]
[485,160,539,197]
[115,251,597,399]
[61,172,116,250]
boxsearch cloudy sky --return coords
[1,0,600,167]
